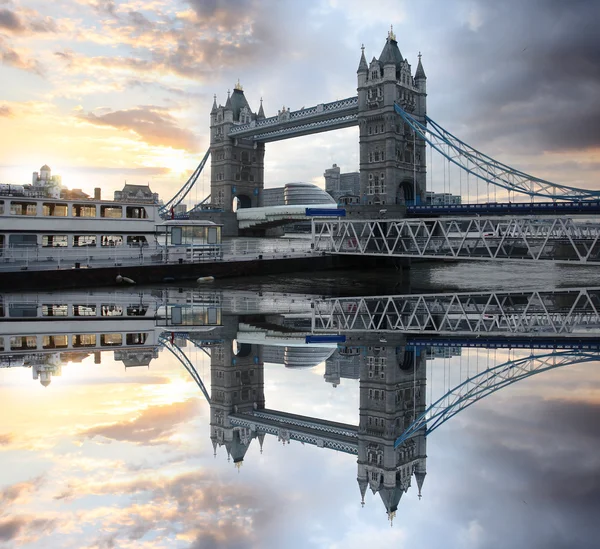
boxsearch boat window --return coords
[73,334,97,348]
[171,227,182,245]
[42,335,69,349]
[126,206,148,219]
[9,303,37,317]
[101,235,123,247]
[42,203,68,216]
[73,304,97,316]
[42,235,68,247]
[10,336,37,350]
[126,235,148,246]
[101,205,122,218]
[0,337,4,352]
[42,304,68,317]
[0,235,4,251]
[73,235,96,247]
[73,204,96,217]
[101,333,123,346]
[10,201,37,216]
[8,234,37,247]
[126,305,148,316]
[101,305,123,317]
[126,333,148,345]
[0,200,3,214]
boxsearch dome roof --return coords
[40,164,51,171]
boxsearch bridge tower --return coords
[210,83,266,212]
[210,340,265,465]
[357,28,427,206]
[356,344,427,519]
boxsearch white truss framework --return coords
[312,288,600,336]
[312,217,600,263]
[395,349,600,447]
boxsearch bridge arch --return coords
[233,194,253,211]
[396,179,415,205]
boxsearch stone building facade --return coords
[357,28,427,205]
[209,83,266,212]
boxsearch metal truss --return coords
[228,96,358,141]
[158,336,211,403]
[312,217,600,263]
[395,104,600,201]
[230,413,358,455]
[159,149,210,217]
[395,349,600,447]
[312,288,600,336]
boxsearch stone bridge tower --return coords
[357,28,427,206]
[210,339,265,465]
[210,82,266,212]
[356,344,427,520]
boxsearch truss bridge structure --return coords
[312,288,600,336]
[311,217,600,263]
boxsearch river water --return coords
[0,262,599,549]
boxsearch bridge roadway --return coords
[406,200,600,217]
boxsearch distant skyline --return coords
[1,0,599,203]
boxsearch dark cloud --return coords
[80,106,199,152]
[91,0,117,16]
[440,0,600,153]
[0,517,57,542]
[0,475,44,506]
[79,398,201,445]
[0,8,23,32]
[438,395,600,549]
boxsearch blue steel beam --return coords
[395,349,600,448]
[394,104,600,201]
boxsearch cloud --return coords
[79,106,199,152]
[0,476,44,506]
[79,398,201,445]
[442,0,600,154]
[0,8,23,32]
[0,432,13,444]
[0,36,44,75]
[0,517,57,542]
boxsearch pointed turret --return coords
[415,52,426,80]
[378,25,403,68]
[358,477,368,507]
[257,432,265,453]
[224,89,232,110]
[415,470,426,499]
[211,94,218,113]
[257,98,265,120]
[357,44,368,73]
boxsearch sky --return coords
[0,0,599,203]
[0,344,599,549]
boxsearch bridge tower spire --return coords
[355,342,428,516]
[357,30,427,206]
[210,83,265,211]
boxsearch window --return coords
[73,235,96,247]
[42,235,68,247]
[42,335,68,349]
[125,206,147,219]
[9,303,37,317]
[10,201,37,216]
[100,235,122,247]
[126,305,148,316]
[73,304,96,316]
[101,205,122,218]
[0,200,3,215]
[368,126,372,135]
[42,203,68,216]
[73,334,96,348]
[42,304,68,317]
[73,204,96,217]
[101,305,122,317]
[8,234,37,247]
[126,333,148,345]
[100,333,123,346]
[10,336,37,350]
[126,235,148,246]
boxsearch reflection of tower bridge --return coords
[160,29,600,264]
[2,286,599,518]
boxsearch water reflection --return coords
[1,286,599,536]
